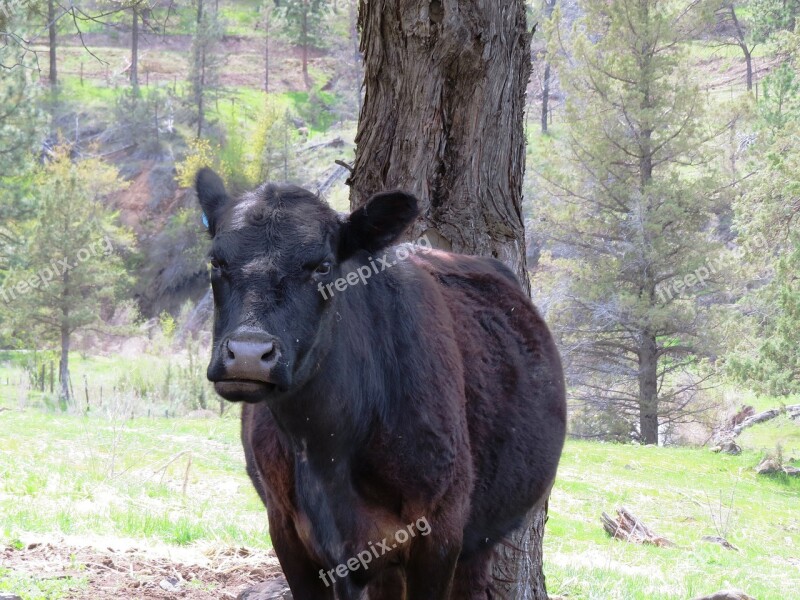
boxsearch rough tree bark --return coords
[638,331,659,445]
[351,0,531,289]
[350,1,548,597]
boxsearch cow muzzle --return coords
[211,330,285,402]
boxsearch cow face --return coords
[195,168,418,403]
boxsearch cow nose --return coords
[223,337,281,381]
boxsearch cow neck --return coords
[269,260,418,453]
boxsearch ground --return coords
[1,537,282,600]
[1,362,799,599]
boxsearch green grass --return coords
[0,566,87,600]
[2,361,798,599]
[546,441,800,599]
[0,407,271,551]
[738,414,800,456]
[0,347,218,418]
[2,409,797,599]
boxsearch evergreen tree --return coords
[750,0,800,42]
[535,0,723,444]
[3,146,134,404]
[274,0,329,89]
[189,0,223,138]
[0,2,44,271]
[728,63,800,396]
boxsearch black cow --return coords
[195,168,566,600]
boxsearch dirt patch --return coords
[1,538,283,599]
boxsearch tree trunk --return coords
[59,324,70,404]
[196,0,206,139]
[541,0,556,134]
[541,62,551,134]
[197,46,205,138]
[130,4,139,88]
[351,0,532,289]
[301,5,311,89]
[729,6,754,91]
[352,1,547,596]
[59,274,70,404]
[744,48,753,91]
[48,0,57,87]
[638,331,659,445]
[264,9,271,92]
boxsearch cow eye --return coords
[210,257,225,270]
[314,261,332,276]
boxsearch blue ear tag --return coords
[202,212,209,229]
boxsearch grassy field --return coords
[546,441,800,599]
[0,408,269,550]
[1,360,799,598]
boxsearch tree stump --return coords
[601,507,675,547]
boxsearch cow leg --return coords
[404,537,460,600]
[243,438,269,509]
[448,548,493,600]
[268,512,335,600]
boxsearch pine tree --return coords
[535,0,723,444]
[0,2,44,269]
[189,0,223,138]
[3,146,134,404]
[728,64,800,396]
[274,0,329,89]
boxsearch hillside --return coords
[7,0,778,327]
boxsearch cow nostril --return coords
[261,342,275,362]
[226,341,236,361]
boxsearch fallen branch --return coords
[732,404,800,435]
[701,535,740,552]
[334,159,354,174]
[152,450,192,485]
[601,507,675,547]
[298,136,345,153]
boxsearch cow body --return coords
[195,169,566,600]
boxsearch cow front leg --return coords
[404,537,460,600]
[269,511,335,600]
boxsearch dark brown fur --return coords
[195,170,566,599]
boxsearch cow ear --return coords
[339,191,419,258]
[195,167,228,236]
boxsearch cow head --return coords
[195,168,418,403]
